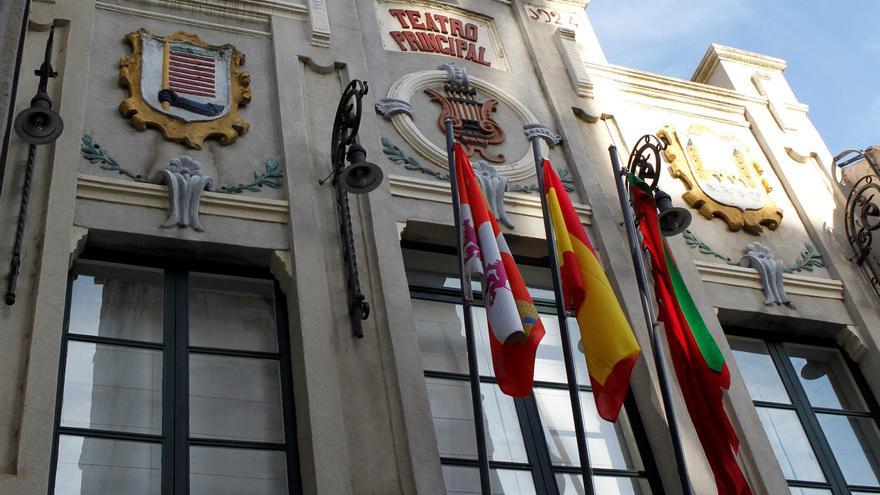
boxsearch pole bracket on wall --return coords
[321,79,384,338]
[5,26,63,305]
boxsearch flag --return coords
[629,175,751,495]
[543,162,640,422]
[454,143,546,397]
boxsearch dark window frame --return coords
[727,326,880,494]
[411,283,663,494]
[47,253,302,495]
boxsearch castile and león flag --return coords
[453,142,546,398]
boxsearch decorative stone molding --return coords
[95,2,274,37]
[752,72,798,132]
[270,250,293,294]
[523,123,562,146]
[388,174,592,225]
[76,174,289,224]
[375,98,414,119]
[692,43,787,84]
[473,161,514,228]
[738,242,791,306]
[585,62,760,127]
[682,229,825,274]
[69,226,89,270]
[693,260,844,300]
[555,29,593,98]
[837,325,868,363]
[384,68,546,181]
[151,156,214,232]
[308,0,331,47]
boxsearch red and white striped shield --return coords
[139,34,232,123]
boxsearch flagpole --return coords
[608,145,694,495]
[526,125,596,495]
[445,118,492,495]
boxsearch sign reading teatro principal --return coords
[375,1,509,71]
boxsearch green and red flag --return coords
[629,175,751,495]
[544,162,640,422]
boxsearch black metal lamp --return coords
[341,143,383,194]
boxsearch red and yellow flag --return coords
[543,162,640,422]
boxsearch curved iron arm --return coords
[835,148,880,299]
[626,134,667,191]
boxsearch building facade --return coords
[1,0,878,494]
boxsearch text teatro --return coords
[386,9,492,67]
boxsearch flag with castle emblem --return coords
[454,143,545,397]
[543,161,640,422]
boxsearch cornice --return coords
[692,43,787,84]
[76,174,289,224]
[388,174,592,225]
[694,260,843,300]
[587,61,766,107]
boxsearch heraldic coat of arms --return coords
[119,29,251,149]
[659,124,783,234]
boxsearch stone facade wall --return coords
[0,1,876,494]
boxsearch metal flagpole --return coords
[445,118,491,495]
[608,144,694,495]
[525,125,596,495]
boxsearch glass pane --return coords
[189,353,284,442]
[789,488,832,495]
[441,465,536,494]
[556,473,652,495]
[785,344,867,411]
[816,413,880,487]
[61,341,162,435]
[425,378,528,462]
[728,337,791,404]
[533,315,589,385]
[534,388,642,470]
[414,299,492,375]
[189,274,277,353]
[54,435,161,495]
[756,407,825,482]
[69,262,163,343]
[190,446,287,495]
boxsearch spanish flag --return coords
[543,162,640,422]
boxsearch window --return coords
[49,259,300,495]
[405,247,660,494]
[728,330,880,494]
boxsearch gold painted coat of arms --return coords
[119,29,251,149]
[659,125,782,234]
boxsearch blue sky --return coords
[587,0,879,155]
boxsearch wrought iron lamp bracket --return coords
[324,79,371,338]
[625,134,667,190]
[835,148,880,299]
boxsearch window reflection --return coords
[534,388,641,470]
[425,378,528,463]
[816,414,880,487]
[785,344,867,411]
[728,337,790,404]
[441,466,536,495]
[756,407,825,482]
